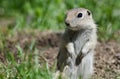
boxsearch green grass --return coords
[0,0,120,79]
[0,0,120,41]
[0,46,53,79]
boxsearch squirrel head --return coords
[65,8,96,31]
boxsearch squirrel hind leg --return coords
[77,51,94,79]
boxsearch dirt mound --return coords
[93,41,120,79]
[0,30,120,79]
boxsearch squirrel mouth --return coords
[67,26,78,30]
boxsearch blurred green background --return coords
[0,0,120,79]
[0,0,120,40]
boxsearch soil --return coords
[0,30,120,79]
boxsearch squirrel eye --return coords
[77,13,82,18]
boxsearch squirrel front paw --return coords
[82,43,91,55]
[82,46,89,54]
[66,42,75,56]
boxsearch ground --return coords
[0,30,120,79]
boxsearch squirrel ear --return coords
[87,10,91,15]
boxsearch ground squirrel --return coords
[57,8,97,79]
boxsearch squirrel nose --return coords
[65,21,70,26]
